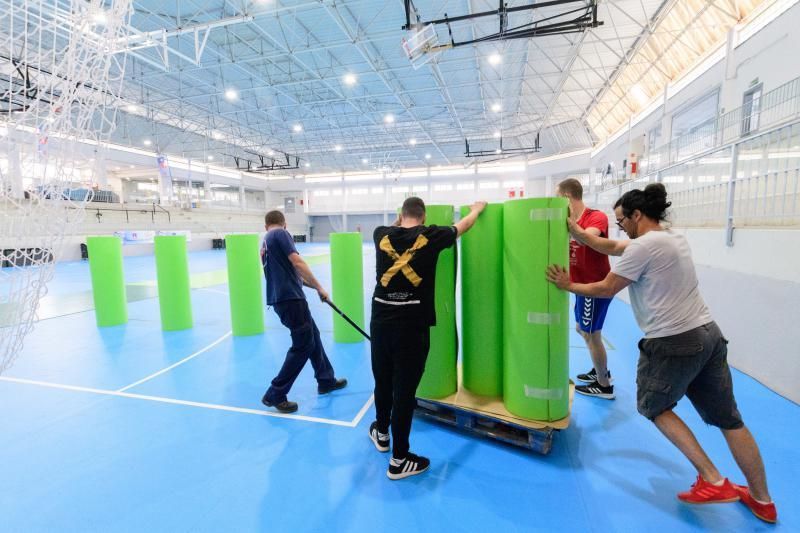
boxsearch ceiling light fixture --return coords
[143,139,152,146]
[488,53,502,65]
[224,88,239,101]
[125,104,138,113]
[207,155,214,161]
[304,162,311,168]
[293,124,303,133]
[409,138,417,146]
[384,114,395,124]
[334,145,342,152]
[493,130,501,138]
[343,73,357,86]
[425,153,431,160]
[362,158,369,164]
[491,103,502,113]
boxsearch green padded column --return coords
[330,232,365,343]
[547,197,570,420]
[416,204,457,399]
[86,236,127,327]
[503,199,551,420]
[460,203,503,396]
[225,234,264,336]
[154,235,193,331]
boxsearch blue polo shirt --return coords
[262,228,304,305]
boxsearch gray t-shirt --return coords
[612,230,712,338]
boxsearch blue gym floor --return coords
[0,244,796,532]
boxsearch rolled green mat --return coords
[225,234,265,336]
[154,235,193,331]
[86,236,127,327]
[547,197,570,420]
[330,232,365,343]
[417,204,457,399]
[503,198,551,420]
[460,203,503,397]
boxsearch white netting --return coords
[0,0,132,374]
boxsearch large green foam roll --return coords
[154,235,193,331]
[503,198,570,421]
[86,236,127,327]
[460,203,503,396]
[330,232,365,343]
[225,234,265,336]
[546,197,570,420]
[417,204,457,399]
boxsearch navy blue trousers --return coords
[263,299,336,403]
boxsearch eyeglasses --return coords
[615,216,628,229]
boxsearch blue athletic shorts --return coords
[574,296,612,333]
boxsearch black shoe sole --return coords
[318,379,348,395]
[262,399,299,413]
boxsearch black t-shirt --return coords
[371,224,458,326]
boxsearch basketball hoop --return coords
[401,24,448,69]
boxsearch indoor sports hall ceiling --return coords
[3,0,773,174]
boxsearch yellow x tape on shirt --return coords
[379,234,429,287]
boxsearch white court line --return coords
[117,331,232,393]
[350,394,374,427]
[0,376,354,427]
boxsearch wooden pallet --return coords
[415,383,574,455]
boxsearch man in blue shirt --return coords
[260,210,346,413]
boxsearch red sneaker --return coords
[734,485,777,524]
[677,475,740,504]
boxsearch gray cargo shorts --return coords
[636,321,743,430]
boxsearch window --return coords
[371,186,384,194]
[312,189,330,197]
[412,184,427,193]
[456,182,474,191]
[741,84,763,137]
[350,188,368,195]
[479,181,499,189]
[433,183,453,192]
[392,186,409,193]
[502,180,524,188]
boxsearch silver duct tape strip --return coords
[527,312,561,325]
[523,385,565,400]
[529,208,564,221]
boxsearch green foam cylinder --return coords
[547,197,570,420]
[330,232,365,343]
[225,234,265,336]
[154,235,193,331]
[86,236,127,327]
[416,204,457,399]
[502,198,570,421]
[460,203,504,397]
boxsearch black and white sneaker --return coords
[577,367,612,383]
[387,452,430,480]
[369,421,390,453]
[575,380,615,400]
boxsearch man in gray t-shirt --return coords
[546,184,776,524]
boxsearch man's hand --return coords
[316,287,330,303]
[471,201,487,214]
[566,217,586,243]
[546,264,571,291]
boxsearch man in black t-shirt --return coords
[369,196,486,480]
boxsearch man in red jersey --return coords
[557,178,614,399]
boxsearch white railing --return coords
[593,120,800,244]
[637,76,800,177]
